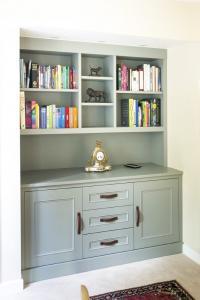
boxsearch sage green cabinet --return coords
[23,188,82,268]
[134,179,180,249]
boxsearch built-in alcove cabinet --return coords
[20,38,182,284]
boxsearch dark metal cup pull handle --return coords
[136,206,140,227]
[100,239,118,246]
[100,216,118,223]
[77,212,81,234]
[100,193,118,199]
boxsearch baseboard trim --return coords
[23,242,182,283]
[183,244,200,265]
[0,278,23,295]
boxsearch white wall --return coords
[168,44,200,253]
[0,25,23,293]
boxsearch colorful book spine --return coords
[40,106,47,128]
[121,99,129,127]
[26,60,32,88]
[25,101,32,129]
[73,107,78,128]
[35,103,40,129]
[52,104,56,128]
[65,106,70,128]
[129,99,134,127]
[20,91,25,129]
[61,107,65,128]
[31,63,39,88]
[31,100,37,129]
[117,65,121,90]
[56,108,61,128]
[66,66,69,89]
[121,64,128,91]
[69,107,74,128]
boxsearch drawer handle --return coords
[100,193,118,199]
[136,206,140,227]
[77,212,82,234]
[100,216,118,223]
[100,239,118,246]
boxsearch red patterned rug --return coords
[90,280,195,299]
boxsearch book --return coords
[69,107,74,128]
[65,106,70,128]
[31,63,39,88]
[25,101,32,129]
[52,104,56,128]
[121,99,129,126]
[129,99,134,127]
[61,107,65,128]
[132,70,139,91]
[40,106,47,128]
[121,64,128,91]
[56,108,61,128]
[35,103,40,129]
[73,107,78,128]
[20,91,25,129]
[31,100,37,129]
[117,64,122,90]
[26,60,32,88]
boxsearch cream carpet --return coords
[6,254,200,300]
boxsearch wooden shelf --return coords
[20,88,79,93]
[116,90,163,95]
[20,127,164,135]
[82,76,113,81]
[82,102,113,106]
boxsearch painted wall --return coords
[0,25,23,293]
[168,44,200,253]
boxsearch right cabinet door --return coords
[134,179,180,249]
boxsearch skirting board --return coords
[183,244,200,265]
[0,278,24,296]
[23,242,182,283]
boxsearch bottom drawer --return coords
[83,228,133,258]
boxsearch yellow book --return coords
[35,103,40,129]
[129,99,134,127]
[20,91,25,129]
[73,107,78,128]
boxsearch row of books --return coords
[20,92,78,129]
[121,98,161,127]
[20,59,77,89]
[117,64,161,92]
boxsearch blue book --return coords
[56,108,61,128]
[61,107,65,128]
[40,106,47,128]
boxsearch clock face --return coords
[96,151,105,161]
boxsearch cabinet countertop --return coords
[21,163,182,189]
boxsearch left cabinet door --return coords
[23,188,82,268]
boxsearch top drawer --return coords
[83,183,133,210]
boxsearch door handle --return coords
[77,212,82,234]
[136,206,140,227]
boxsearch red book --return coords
[69,67,73,89]
[25,101,32,128]
[65,106,70,128]
[121,64,128,91]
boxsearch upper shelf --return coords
[82,76,113,81]
[20,127,164,135]
[116,90,163,95]
[20,88,79,93]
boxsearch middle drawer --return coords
[83,206,133,234]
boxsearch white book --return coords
[20,91,25,129]
[132,70,139,91]
[52,104,56,128]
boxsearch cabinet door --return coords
[134,179,180,249]
[24,188,82,268]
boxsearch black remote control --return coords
[124,163,142,169]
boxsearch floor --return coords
[7,254,200,300]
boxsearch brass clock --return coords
[85,140,112,172]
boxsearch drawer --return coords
[83,228,133,258]
[83,206,133,234]
[83,183,133,210]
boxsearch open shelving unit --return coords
[20,37,167,170]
